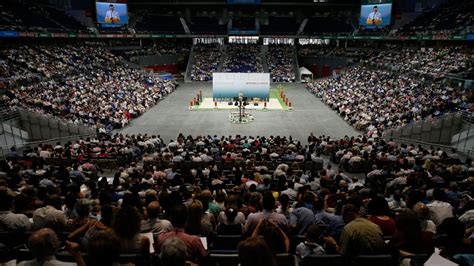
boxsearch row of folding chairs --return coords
[2,249,431,266]
[144,160,324,172]
[210,253,430,266]
[7,249,149,265]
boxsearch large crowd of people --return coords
[268,45,296,83]
[0,133,472,265]
[368,46,472,79]
[1,43,176,130]
[222,44,263,73]
[306,46,473,134]
[190,43,298,82]
[123,40,191,63]
[190,44,221,82]
[0,0,87,32]
[397,0,473,35]
[1,1,474,265]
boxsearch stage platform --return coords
[193,97,286,111]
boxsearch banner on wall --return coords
[213,73,270,100]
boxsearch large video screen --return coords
[213,73,270,100]
[359,0,392,28]
[96,2,128,27]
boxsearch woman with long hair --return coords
[67,205,115,247]
[217,206,244,235]
[367,195,396,236]
[185,199,213,236]
[238,237,275,266]
[112,206,150,258]
[389,210,434,260]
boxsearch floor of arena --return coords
[117,83,360,142]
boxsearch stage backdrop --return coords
[213,73,270,101]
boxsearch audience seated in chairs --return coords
[0,133,472,265]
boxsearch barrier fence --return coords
[381,112,466,145]
[0,108,97,158]
[382,111,474,157]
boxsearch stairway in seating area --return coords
[261,45,269,73]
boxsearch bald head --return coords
[147,201,161,219]
[413,202,429,220]
[200,189,212,198]
[28,228,60,261]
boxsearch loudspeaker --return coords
[228,102,233,105]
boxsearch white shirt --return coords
[18,256,76,266]
[367,11,382,22]
[426,200,454,226]
[459,210,474,227]
[105,10,119,19]
[245,180,258,190]
[281,188,298,201]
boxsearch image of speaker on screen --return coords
[96,2,128,27]
[105,4,120,23]
[366,6,382,25]
[359,2,391,28]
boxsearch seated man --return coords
[19,228,83,266]
[0,189,31,232]
[324,204,387,260]
[32,195,66,233]
[157,204,207,264]
[85,232,121,266]
[140,201,172,235]
[245,191,289,235]
[160,237,187,266]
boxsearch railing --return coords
[15,108,97,141]
[0,134,96,158]
[382,136,474,159]
[461,110,474,124]
[184,45,196,83]
[381,111,465,145]
[261,45,269,73]
[0,107,18,122]
[293,46,301,82]
[0,108,98,158]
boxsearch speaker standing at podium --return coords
[105,4,120,23]
[366,6,382,25]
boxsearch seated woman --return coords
[112,206,150,259]
[185,200,214,236]
[251,218,290,254]
[67,205,114,247]
[217,206,244,235]
[389,210,434,259]
[238,237,275,266]
[367,195,396,236]
[295,224,326,263]
[438,218,474,260]
[66,199,95,232]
